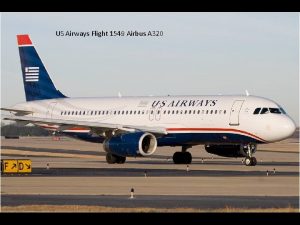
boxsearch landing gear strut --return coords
[244,144,257,166]
[173,146,192,164]
[106,153,126,164]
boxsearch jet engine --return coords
[103,132,157,157]
[205,144,248,157]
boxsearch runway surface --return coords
[1,136,299,210]
[2,195,298,209]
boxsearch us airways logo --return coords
[152,99,218,108]
[25,67,39,82]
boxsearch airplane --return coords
[1,34,296,166]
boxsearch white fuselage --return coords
[11,95,296,144]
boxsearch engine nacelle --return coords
[205,144,247,158]
[103,132,157,157]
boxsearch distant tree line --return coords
[1,123,51,136]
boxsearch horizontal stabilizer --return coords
[1,108,33,115]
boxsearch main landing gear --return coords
[106,153,126,164]
[173,146,192,164]
[244,144,257,166]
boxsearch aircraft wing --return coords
[3,115,168,136]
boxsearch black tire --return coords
[251,157,257,166]
[184,152,192,164]
[173,152,192,164]
[244,157,252,166]
[173,152,181,164]
[106,153,117,164]
[117,156,126,164]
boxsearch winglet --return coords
[17,34,32,46]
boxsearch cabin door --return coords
[229,100,244,126]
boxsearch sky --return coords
[1,12,299,125]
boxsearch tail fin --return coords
[17,34,66,101]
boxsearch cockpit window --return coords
[253,108,261,114]
[255,107,284,115]
[269,108,281,114]
[260,108,269,114]
[280,108,286,114]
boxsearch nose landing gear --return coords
[244,144,257,166]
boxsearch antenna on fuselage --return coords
[245,90,250,96]
[118,92,122,98]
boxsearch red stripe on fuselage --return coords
[166,128,266,142]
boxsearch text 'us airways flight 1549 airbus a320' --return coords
[1,34,297,166]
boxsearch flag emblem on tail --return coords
[25,67,39,82]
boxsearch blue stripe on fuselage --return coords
[62,132,264,145]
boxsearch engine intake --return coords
[103,132,157,157]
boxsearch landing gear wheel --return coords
[251,157,257,166]
[173,152,192,164]
[245,157,252,166]
[106,153,126,164]
[185,152,192,164]
[173,152,180,164]
[106,153,118,164]
[244,157,257,166]
[116,156,126,164]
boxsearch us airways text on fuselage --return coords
[151,99,218,108]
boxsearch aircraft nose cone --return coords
[282,117,296,139]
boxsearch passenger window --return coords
[79,111,81,115]
[224,110,226,114]
[215,110,217,114]
[210,110,213,114]
[260,108,269,114]
[253,108,261,114]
